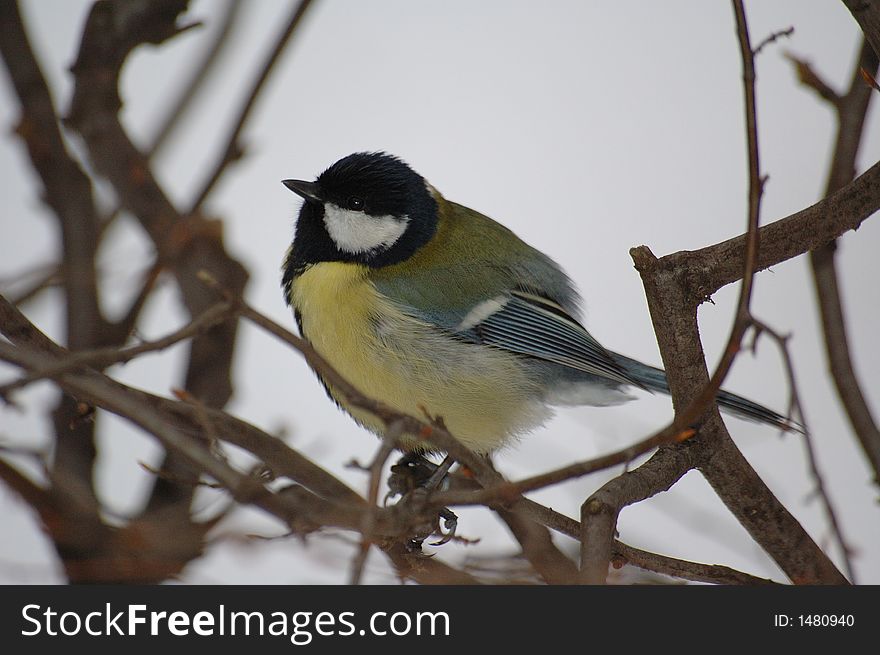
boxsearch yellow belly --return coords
[290,262,548,452]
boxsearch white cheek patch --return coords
[323,203,409,255]
[456,296,509,331]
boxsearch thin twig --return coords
[505,495,782,584]
[0,338,395,539]
[574,0,769,585]
[784,52,842,106]
[752,26,793,56]
[349,424,402,585]
[2,263,60,306]
[148,0,243,160]
[682,0,764,427]
[172,388,225,459]
[0,301,235,399]
[107,260,164,343]
[432,428,695,508]
[750,319,856,583]
[797,39,880,486]
[626,2,849,586]
[188,0,316,212]
[612,542,779,585]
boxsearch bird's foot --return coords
[386,453,459,551]
[385,452,440,502]
[404,493,459,552]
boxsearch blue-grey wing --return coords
[455,290,643,388]
[379,282,797,430]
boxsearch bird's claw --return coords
[404,506,458,550]
[429,507,458,546]
[387,454,460,550]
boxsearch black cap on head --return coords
[282,152,439,291]
[315,152,427,219]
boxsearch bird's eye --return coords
[346,196,365,211]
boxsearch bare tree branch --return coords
[1,0,111,538]
[784,52,843,106]
[66,0,249,408]
[0,292,802,584]
[350,427,400,585]
[1,0,874,586]
[612,542,779,585]
[673,159,880,303]
[0,338,387,535]
[3,263,61,306]
[63,0,250,532]
[793,38,880,486]
[620,2,852,585]
[432,427,696,507]
[0,301,235,399]
[0,1,105,347]
[579,443,702,583]
[496,509,579,584]
[842,0,880,61]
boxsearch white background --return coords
[1,0,878,584]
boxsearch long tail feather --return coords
[611,353,801,432]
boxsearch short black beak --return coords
[282,179,322,203]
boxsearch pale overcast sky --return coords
[1,0,878,583]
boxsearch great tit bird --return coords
[281,152,791,455]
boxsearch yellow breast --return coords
[289,262,548,452]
